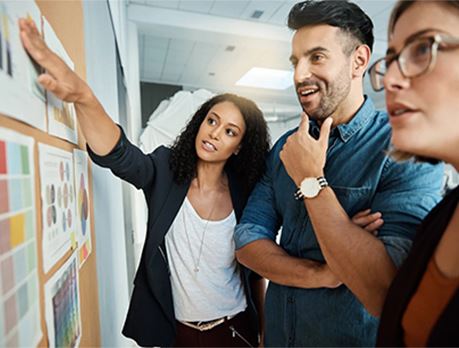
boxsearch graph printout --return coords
[73,149,91,268]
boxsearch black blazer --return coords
[377,185,459,347]
[88,128,259,347]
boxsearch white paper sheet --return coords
[43,18,78,144]
[72,149,92,268]
[0,127,42,347]
[38,143,77,273]
[0,1,46,131]
[44,253,81,348]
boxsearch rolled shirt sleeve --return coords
[235,145,283,250]
[372,157,444,267]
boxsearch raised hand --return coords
[352,209,384,235]
[18,17,121,155]
[280,112,333,186]
[18,18,92,104]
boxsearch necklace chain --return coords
[183,193,221,273]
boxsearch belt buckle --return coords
[181,316,229,332]
[196,317,225,331]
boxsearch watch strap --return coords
[294,176,328,200]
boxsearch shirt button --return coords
[287,297,294,304]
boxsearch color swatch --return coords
[45,253,81,348]
[0,128,42,347]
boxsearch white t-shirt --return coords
[165,197,247,321]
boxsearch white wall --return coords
[268,117,301,144]
[83,2,132,347]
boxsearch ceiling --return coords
[128,0,396,117]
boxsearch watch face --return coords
[300,178,321,198]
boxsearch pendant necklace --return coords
[183,192,221,273]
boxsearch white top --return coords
[165,197,247,321]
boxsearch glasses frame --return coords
[369,34,459,92]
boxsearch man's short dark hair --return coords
[288,0,374,53]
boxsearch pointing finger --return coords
[319,117,333,145]
[298,112,310,135]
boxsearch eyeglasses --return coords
[369,34,459,92]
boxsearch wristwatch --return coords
[294,176,328,200]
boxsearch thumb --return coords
[319,117,333,145]
[37,73,58,92]
[38,73,70,101]
[298,112,310,134]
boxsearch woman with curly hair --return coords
[18,18,270,347]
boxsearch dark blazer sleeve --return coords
[87,125,158,191]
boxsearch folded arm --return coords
[237,238,341,288]
[237,209,382,290]
[279,114,444,317]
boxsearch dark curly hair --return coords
[288,0,374,54]
[169,93,270,193]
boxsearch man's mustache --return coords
[296,80,321,90]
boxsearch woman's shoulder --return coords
[149,145,172,160]
[145,146,174,177]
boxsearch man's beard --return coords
[299,66,351,121]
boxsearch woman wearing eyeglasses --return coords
[368,1,459,346]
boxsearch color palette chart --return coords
[0,127,42,347]
[73,149,91,268]
[38,143,76,273]
[45,253,81,348]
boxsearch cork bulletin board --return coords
[0,0,101,346]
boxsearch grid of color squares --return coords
[0,139,41,347]
[52,260,80,347]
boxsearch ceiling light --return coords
[236,67,293,90]
[251,10,264,19]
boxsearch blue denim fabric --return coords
[234,97,444,347]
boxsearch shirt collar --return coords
[309,96,376,143]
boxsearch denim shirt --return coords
[234,97,444,347]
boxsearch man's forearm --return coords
[250,277,266,345]
[236,239,340,289]
[305,187,397,316]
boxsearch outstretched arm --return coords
[19,18,119,155]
